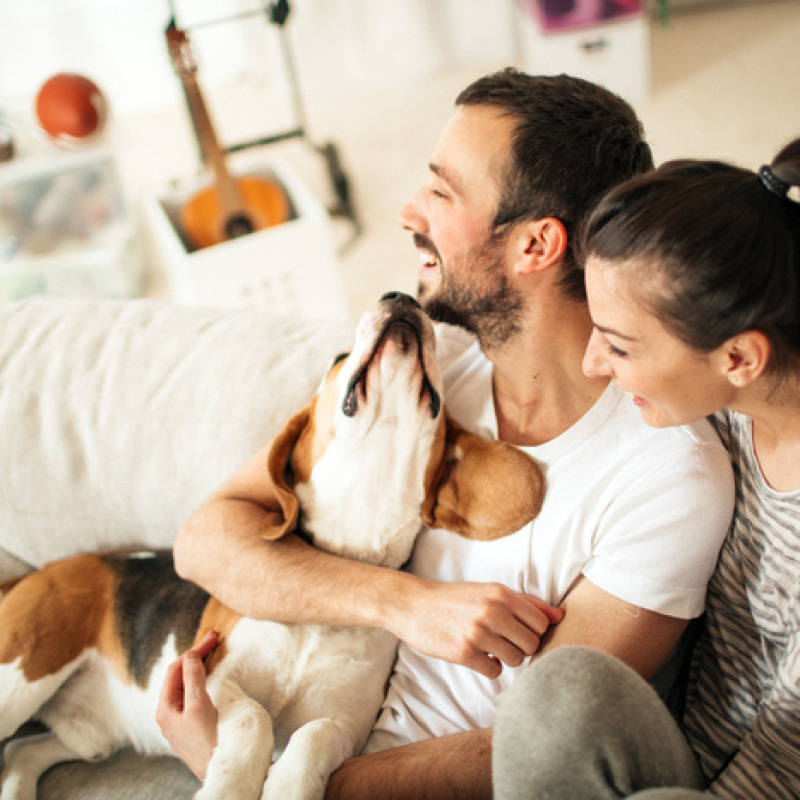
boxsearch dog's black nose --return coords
[381,291,421,310]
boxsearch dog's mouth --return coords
[342,297,441,420]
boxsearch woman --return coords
[493,138,800,798]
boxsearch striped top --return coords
[682,409,800,797]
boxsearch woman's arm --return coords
[156,630,221,781]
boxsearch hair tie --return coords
[759,165,794,201]
[759,165,789,198]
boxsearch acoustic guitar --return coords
[165,20,290,250]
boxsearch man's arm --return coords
[324,575,688,800]
[541,575,688,680]
[326,729,493,800]
[174,440,562,678]
[159,550,683,797]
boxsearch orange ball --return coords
[35,73,107,143]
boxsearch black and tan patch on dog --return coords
[101,551,210,688]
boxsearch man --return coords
[157,69,734,798]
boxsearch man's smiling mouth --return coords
[413,233,441,272]
[418,250,440,271]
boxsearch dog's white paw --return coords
[260,768,326,800]
[2,733,76,800]
[1,743,39,800]
[1,773,38,800]
[260,717,359,800]
[196,693,274,800]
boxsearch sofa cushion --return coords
[0,733,200,800]
[0,297,354,574]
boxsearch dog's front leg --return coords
[261,717,361,800]
[196,685,274,800]
[1,732,85,800]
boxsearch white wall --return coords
[0,0,521,117]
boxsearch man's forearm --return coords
[174,497,562,675]
[174,498,405,627]
[325,729,493,800]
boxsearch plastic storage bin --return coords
[0,146,142,301]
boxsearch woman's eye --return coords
[332,352,350,366]
[607,342,628,358]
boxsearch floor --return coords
[134,0,800,322]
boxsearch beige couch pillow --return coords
[0,298,354,576]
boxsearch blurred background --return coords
[1,0,798,321]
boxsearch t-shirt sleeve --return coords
[582,440,735,619]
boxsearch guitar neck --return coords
[179,74,244,213]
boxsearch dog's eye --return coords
[332,352,350,367]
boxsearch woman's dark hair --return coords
[457,68,653,302]
[582,138,800,376]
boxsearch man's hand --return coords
[389,580,564,679]
[156,630,220,780]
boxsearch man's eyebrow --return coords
[429,162,463,194]
[594,323,637,342]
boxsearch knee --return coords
[493,647,691,800]
[494,648,624,800]
[496,646,623,748]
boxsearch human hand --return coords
[156,630,220,780]
[392,580,564,679]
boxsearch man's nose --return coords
[398,189,427,233]
[582,329,612,379]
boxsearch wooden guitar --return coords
[165,20,290,250]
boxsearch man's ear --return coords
[422,413,545,541]
[264,403,315,540]
[721,330,771,387]
[514,217,567,275]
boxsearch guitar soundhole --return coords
[224,215,255,240]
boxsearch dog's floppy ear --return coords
[264,403,314,540]
[422,413,545,541]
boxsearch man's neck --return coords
[482,306,609,447]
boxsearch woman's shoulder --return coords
[709,408,750,458]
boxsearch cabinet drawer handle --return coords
[581,37,609,53]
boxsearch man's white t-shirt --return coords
[365,324,735,751]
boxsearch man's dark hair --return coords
[456,68,653,301]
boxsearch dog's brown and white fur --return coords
[0,292,545,800]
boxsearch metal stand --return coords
[166,0,362,250]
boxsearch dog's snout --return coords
[380,291,422,310]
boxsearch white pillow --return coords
[0,298,354,572]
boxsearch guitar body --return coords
[181,174,291,250]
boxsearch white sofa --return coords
[0,297,355,797]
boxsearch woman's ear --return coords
[722,330,771,387]
[514,217,567,275]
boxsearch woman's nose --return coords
[582,329,612,379]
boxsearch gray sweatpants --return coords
[492,646,705,799]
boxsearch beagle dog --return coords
[0,292,545,800]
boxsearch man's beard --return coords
[417,236,525,350]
